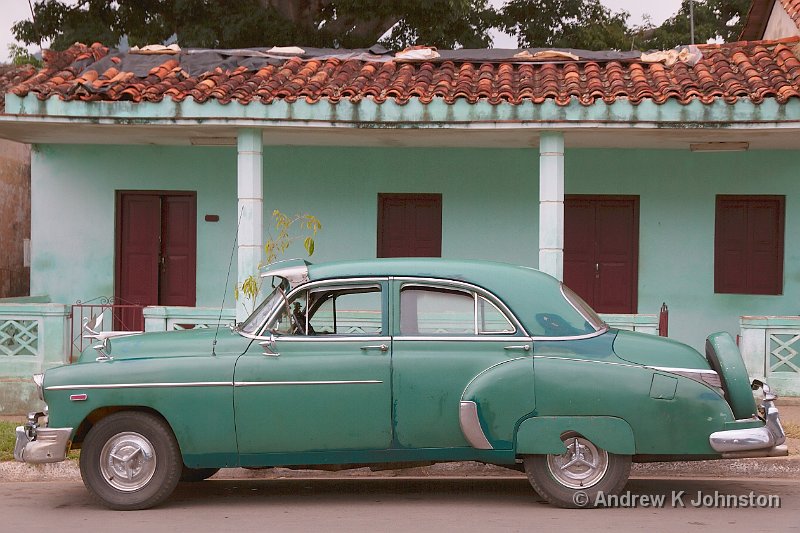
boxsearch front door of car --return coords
[233,279,392,461]
[390,280,531,449]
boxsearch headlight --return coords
[32,373,44,401]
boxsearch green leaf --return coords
[304,236,315,256]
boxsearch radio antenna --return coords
[213,206,245,356]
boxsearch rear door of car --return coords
[233,278,392,462]
[389,278,530,449]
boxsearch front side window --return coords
[268,284,383,336]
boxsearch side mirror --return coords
[258,333,280,357]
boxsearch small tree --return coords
[236,210,322,312]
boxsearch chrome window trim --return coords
[234,380,383,387]
[46,382,232,391]
[256,277,390,337]
[394,277,525,337]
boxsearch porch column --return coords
[538,132,565,281]
[237,128,263,322]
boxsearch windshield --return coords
[239,277,291,335]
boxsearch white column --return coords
[237,128,263,322]
[538,132,564,281]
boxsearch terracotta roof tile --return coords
[9,38,800,110]
[781,0,800,29]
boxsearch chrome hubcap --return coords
[546,436,609,489]
[99,432,157,491]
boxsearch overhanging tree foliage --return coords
[12,0,754,53]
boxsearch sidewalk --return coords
[2,401,798,482]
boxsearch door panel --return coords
[378,193,442,257]
[564,196,639,314]
[118,194,160,307]
[161,195,197,306]
[234,338,393,460]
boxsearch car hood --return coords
[612,330,710,370]
[78,328,248,362]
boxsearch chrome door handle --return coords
[504,344,530,351]
[360,344,389,352]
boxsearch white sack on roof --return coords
[267,46,306,55]
[129,44,181,55]
[514,50,580,61]
[395,47,441,61]
[641,45,702,67]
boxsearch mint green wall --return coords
[31,144,238,309]
[567,149,800,349]
[29,143,799,351]
[30,144,537,310]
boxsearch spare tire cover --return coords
[705,332,757,419]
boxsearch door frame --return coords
[564,194,640,314]
[114,190,197,306]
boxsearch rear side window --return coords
[400,285,515,335]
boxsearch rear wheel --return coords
[523,433,631,508]
[80,412,182,510]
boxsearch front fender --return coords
[460,356,535,449]
[515,416,635,455]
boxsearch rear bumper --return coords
[14,412,72,464]
[709,382,787,458]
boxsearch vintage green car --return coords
[15,259,786,509]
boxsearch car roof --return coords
[306,258,566,333]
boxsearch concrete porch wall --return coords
[29,143,800,352]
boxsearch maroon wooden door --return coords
[116,192,197,329]
[377,194,442,257]
[564,195,639,313]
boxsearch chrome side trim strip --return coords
[459,401,493,450]
[234,380,383,387]
[532,355,639,369]
[394,336,524,342]
[648,366,718,375]
[46,382,232,391]
[529,328,609,342]
[278,336,390,343]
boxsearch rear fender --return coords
[460,357,535,449]
[515,416,635,455]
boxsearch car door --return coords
[390,279,533,449]
[233,278,392,462]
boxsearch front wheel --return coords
[80,411,182,510]
[523,434,631,508]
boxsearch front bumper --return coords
[14,412,73,464]
[709,381,787,458]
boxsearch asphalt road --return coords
[2,476,798,532]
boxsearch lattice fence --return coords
[768,330,800,374]
[0,318,40,357]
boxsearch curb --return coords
[2,457,799,483]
